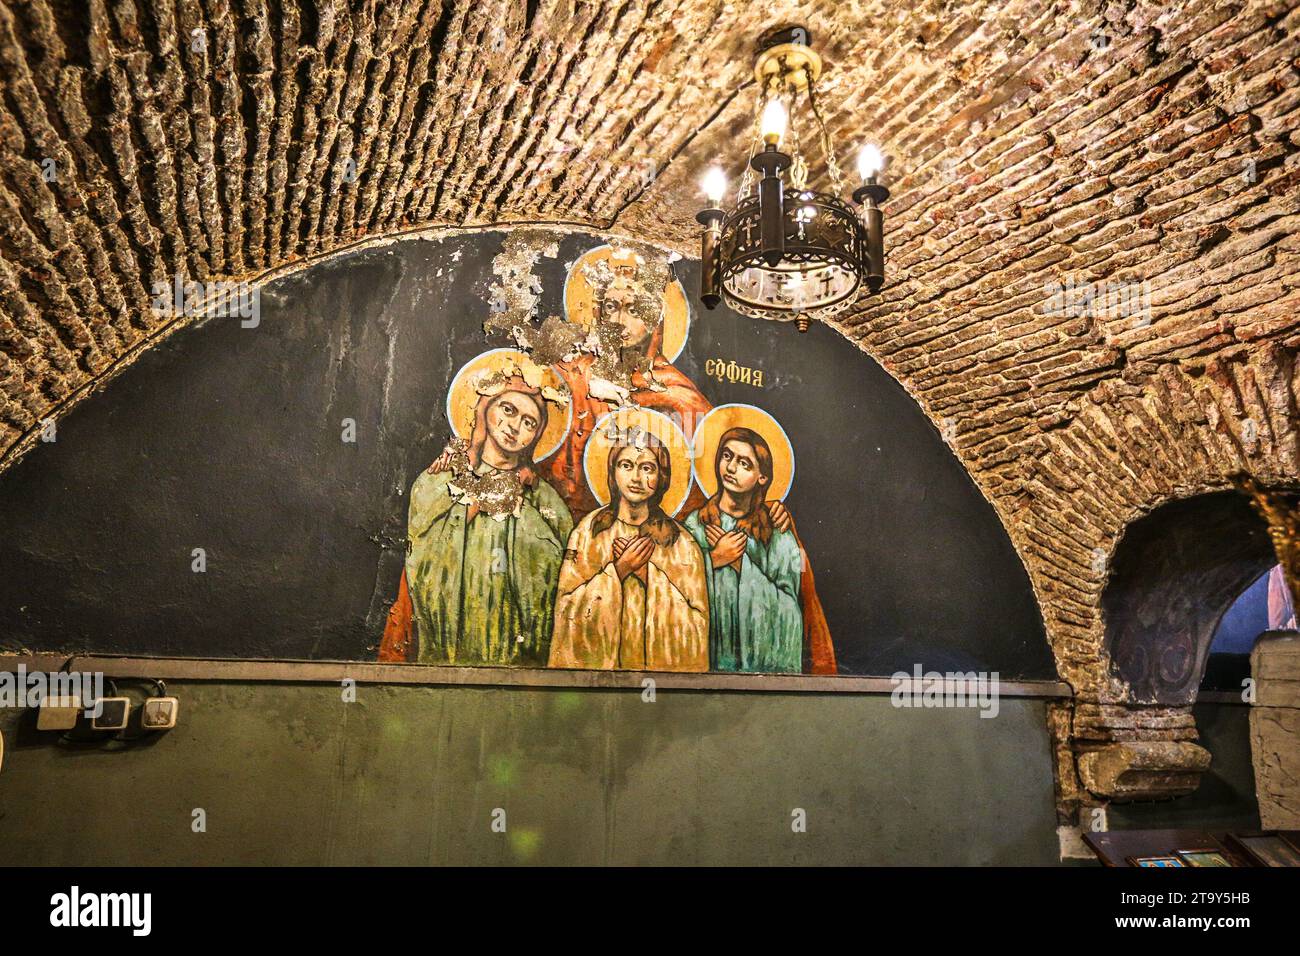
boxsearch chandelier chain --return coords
[786,74,809,191]
[804,66,845,195]
[781,59,801,180]
[738,80,772,200]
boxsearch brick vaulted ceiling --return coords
[1,1,1299,717]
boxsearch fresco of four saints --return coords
[379,246,837,675]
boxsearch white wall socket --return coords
[141,696,179,730]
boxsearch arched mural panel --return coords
[0,229,1054,679]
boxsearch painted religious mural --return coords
[378,244,837,675]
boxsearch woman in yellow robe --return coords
[549,437,709,671]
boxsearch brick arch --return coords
[989,347,1300,805]
[1001,346,1299,705]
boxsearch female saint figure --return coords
[684,427,803,672]
[549,415,708,671]
[379,355,573,666]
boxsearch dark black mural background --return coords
[0,229,1055,677]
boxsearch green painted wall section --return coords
[0,682,1063,865]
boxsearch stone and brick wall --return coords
[1,0,1297,815]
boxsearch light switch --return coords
[90,697,131,731]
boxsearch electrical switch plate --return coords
[36,695,82,731]
[141,696,179,730]
[90,697,131,731]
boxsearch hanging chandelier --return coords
[696,25,888,332]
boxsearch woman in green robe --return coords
[683,426,803,673]
[379,377,573,666]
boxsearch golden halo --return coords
[445,348,572,461]
[691,404,795,503]
[563,244,692,362]
[584,408,693,517]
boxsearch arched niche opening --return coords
[1103,491,1280,705]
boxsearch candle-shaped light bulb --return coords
[696,167,727,309]
[701,166,727,205]
[857,143,884,180]
[761,98,787,146]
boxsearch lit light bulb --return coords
[788,271,807,308]
[761,99,788,146]
[857,143,884,180]
[701,167,727,205]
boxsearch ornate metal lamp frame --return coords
[697,25,888,332]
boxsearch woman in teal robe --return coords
[684,426,803,673]
[380,378,573,666]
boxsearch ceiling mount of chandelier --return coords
[696,25,888,333]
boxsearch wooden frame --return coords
[1174,848,1233,867]
[1225,832,1300,867]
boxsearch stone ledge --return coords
[1075,740,1212,801]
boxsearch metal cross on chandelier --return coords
[695,25,889,332]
